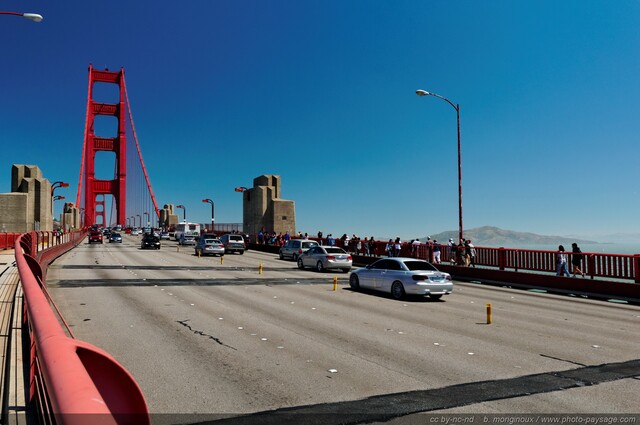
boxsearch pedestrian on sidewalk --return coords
[571,242,586,277]
[556,245,571,277]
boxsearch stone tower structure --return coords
[242,175,295,237]
[159,204,178,229]
[0,164,52,232]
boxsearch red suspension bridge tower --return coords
[76,65,160,227]
[77,65,127,226]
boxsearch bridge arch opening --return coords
[92,82,121,105]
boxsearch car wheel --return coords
[292,254,298,261]
[279,252,284,260]
[349,274,360,290]
[430,294,443,300]
[391,281,405,300]
[239,250,244,255]
[297,258,305,270]
[316,261,325,272]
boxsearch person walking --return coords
[385,239,394,257]
[571,242,585,277]
[556,245,571,277]
[394,238,402,257]
[466,239,476,267]
[448,238,456,264]
[369,237,376,256]
[433,240,441,264]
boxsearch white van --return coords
[220,234,245,254]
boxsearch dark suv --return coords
[141,233,161,250]
[88,231,103,244]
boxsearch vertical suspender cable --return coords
[122,73,161,221]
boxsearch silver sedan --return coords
[297,246,352,273]
[195,238,225,257]
[349,257,453,300]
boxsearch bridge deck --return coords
[0,252,26,424]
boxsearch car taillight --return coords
[412,275,429,281]
[446,275,452,281]
[327,255,335,260]
[347,255,352,261]
[298,249,303,254]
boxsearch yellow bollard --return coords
[221,256,224,264]
[177,246,180,253]
[486,303,492,324]
[259,262,263,274]
[333,276,338,291]
[198,250,201,258]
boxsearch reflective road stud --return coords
[486,303,492,324]
[333,276,338,291]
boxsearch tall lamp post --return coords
[202,199,215,232]
[143,212,150,228]
[176,205,186,223]
[0,11,43,22]
[416,89,463,242]
[51,181,69,216]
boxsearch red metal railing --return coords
[260,236,640,284]
[0,233,22,250]
[14,231,150,424]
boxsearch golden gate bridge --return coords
[75,65,160,229]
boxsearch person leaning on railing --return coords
[556,245,571,277]
[571,242,586,277]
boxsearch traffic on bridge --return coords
[36,232,640,423]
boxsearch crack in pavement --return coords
[177,319,237,351]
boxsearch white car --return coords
[297,246,352,273]
[349,257,453,300]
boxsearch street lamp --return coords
[202,199,215,232]
[416,89,463,242]
[51,181,69,215]
[0,11,43,22]
[176,205,186,223]
[143,212,150,227]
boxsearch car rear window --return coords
[204,239,215,244]
[404,261,438,271]
[302,242,318,249]
[229,236,243,241]
[325,247,346,254]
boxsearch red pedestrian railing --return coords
[252,235,640,284]
[0,232,22,250]
[14,230,150,425]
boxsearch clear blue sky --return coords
[2,1,639,240]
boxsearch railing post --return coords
[634,254,640,284]
[588,254,596,280]
[498,247,506,271]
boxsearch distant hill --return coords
[423,226,598,248]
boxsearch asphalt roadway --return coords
[45,235,640,424]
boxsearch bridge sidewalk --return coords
[0,251,27,424]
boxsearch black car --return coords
[141,234,161,250]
